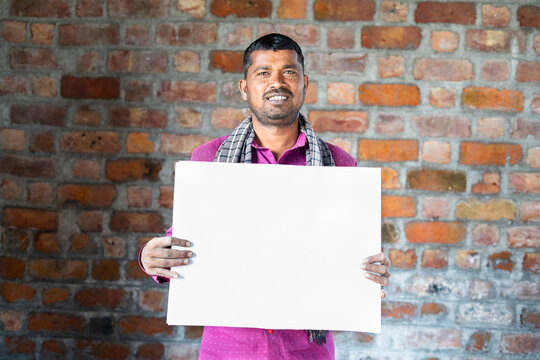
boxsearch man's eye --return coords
[257,71,269,76]
[284,70,296,74]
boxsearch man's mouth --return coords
[265,93,290,103]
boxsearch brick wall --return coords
[0,0,539,358]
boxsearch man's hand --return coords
[141,236,193,279]
[362,252,391,298]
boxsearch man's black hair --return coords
[243,33,304,78]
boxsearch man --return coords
[140,33,391,359]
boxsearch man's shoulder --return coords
[325,142,357,167]
[191,135,228,162]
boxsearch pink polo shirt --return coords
[142,132,357,359]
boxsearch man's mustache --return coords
[263,88,293,99]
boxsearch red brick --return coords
[359,84,420,107]
[5,336,34,354]
[4,208,57,231]
[127,260,147,280]
[177,0,205,18]
[59,24,118,46]
[0,155,55,179]
[500,333,540,353]
[1,21,26,43]
[309,111,368,133]
[30,23,54,44]
[158,81,216,103]
[313,0,374,21]
[466,30,526,53]
[407,169,466,192]
[521,307,540,327]
[422,197,449,218]
[430,31,458,53]
[70,234,96,254]
[382,195,416,218]
[0,128,25,151]
[415,2,475,24]
[77,211,103,232]
[77,0,104,16]
[413,116,469,137]
[61,131,120,153]
[75,287,127,308]
[92,260,120,281]
[72,159,100,179]
[473,224,499,246]
[258,24,319,47]
[481,60,510,81]
[119,316,173,336]
[10,104,65,126]
[108,0,168,17]
[1,282,35,302]
[421,249,448,269]
[512,118,540,139]
[211,108,250,129]
[45,288,69,305]
[457,199,516,221]
[28,313,85,333]
[127,187,152,208]
[108,50,167,74]
[76,340,130,360]
[517,62,540,83]
[225,26,252,46]
[161,134,212,155]
[460,142,522,165]
[29,131,55,153]
[175,107,202,128]
[328,28,354,49]
[156,23,217,46]
[126,24,151,45]
[466,331,492,352]
[10,48,59,69]
[389,249,416,269]
[382,222,398,243]
[31,76,56,98]
[140,290,165,312]
[361,26,421,49]
[174,51,200,73]
[382,301,416,320]
[110,107,166,128]
[510,173,540,194]
[402,328,461,349]
[521,202,540,222]
[0,257,25,279]
[1,228,30,252]
[374,114,404,135]
[488,251,514,272]
[58,185,116,207]
[29,259,87,280]
[422,141,450,164]
[378,55,404,78]
[276,0,305,19]
[138,343,164,359]
[102,236,126,258]
[28,182,53,203]
[74,105,100,126]
[106,159,162,182]
[380,1,408,22]
[127,132,154,154]
[10,0,69,16]
[508,227,540,248]
[421,303,447,316]
[110,212,164,233]
[455,250,480,270]
[482,5,510,28]
[414,59,473,81]
[77,51,103,72]
[477,117,504,138]
[472,172,500,194]
[406,222,465,244]
[0,75,26,95]
[159,186,173,208]
[125,80,152,102]
[43,340,65,354]
[518,5,540,27]
[527,148,540,168]
[221,82,243,103]
[307,53,366,75]
[61,76,120,99]
[185,326,204,339]
[211,0,271,18]
[0,179,22,200]
[359,139,418,162]
[34,233,60,254]
[209,51,243,73]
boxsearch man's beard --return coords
[247,87,305,128]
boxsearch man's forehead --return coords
[249,49,301,66]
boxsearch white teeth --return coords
[268,95,287,101]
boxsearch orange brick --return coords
[118,316,173,336]
[314,0,375,21]
[1,282,35,302]
[210,108,250,129]
[31,76,56,98]
[29,259,87,280]
[378,55,404,78]
[327,82,355,105]
[58,184,116,207]
[460,142,522,165]
[75,341,129,359]
[61,131,120,153]
[106,159,162,182]
[159,186,173,208]
[382,167,400,189]
[109,212,164,233]
[126,132,154,153]
[74,105,100,126]
[407,169,466,192]
[380,1,408,22]
[382,195,416,218]
[421,303,447,316]
[429,88,456,108]
[0,21,26,43]
[175,107,201,128]
[0,129,26,151]
[42,287,69,305]
[174,51,199,73]
[75,287,127,308]
[209,51,243,73]
[462,87,523,112]
[389,249,416,269]
[4,208,57,231]
[177,0,205,18]
[277,0,306,19]
[430,31,458,53]
[34,233,60,254]
[361,26,421,49]
[489,251,514,272]
[161,134,214,155]
[0,257,25,279]
[421,249,448,269]
[359,139,418,162]
[92,260,120,281]
[523,253,540,273]
[309,111,368,133]
[466,30,526,53]
[210,0,272,18]
[415,1,475,24]
[482,5,510,27]
[455,250,480,270]
[358,84,420,107]
[327,28,354,49]
[422,140,450,164]
[382,301,416,319]
[158,81,216,103]
[405,222,465,244]
[109,107,166,128]
[472,173,500,194]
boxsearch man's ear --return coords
[303,74,309,94]
[239,79,248,101]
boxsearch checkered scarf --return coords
[214,113,333,344]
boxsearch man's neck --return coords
[252,116,300,161]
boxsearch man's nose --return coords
[269,71,285,88]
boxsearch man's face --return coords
[239,50,308,128]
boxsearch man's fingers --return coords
[363,252,389,266]
[148,236,192,249]
[152,258,191,268]
[363,263,388,276]
[152,248,193,259]
[363,272,389,286]
[151,268,180,279]
[380,288,387,298]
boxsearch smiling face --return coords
[239,50,308,129]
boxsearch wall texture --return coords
[0,0,539,359]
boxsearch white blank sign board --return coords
[167,161,381,333]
